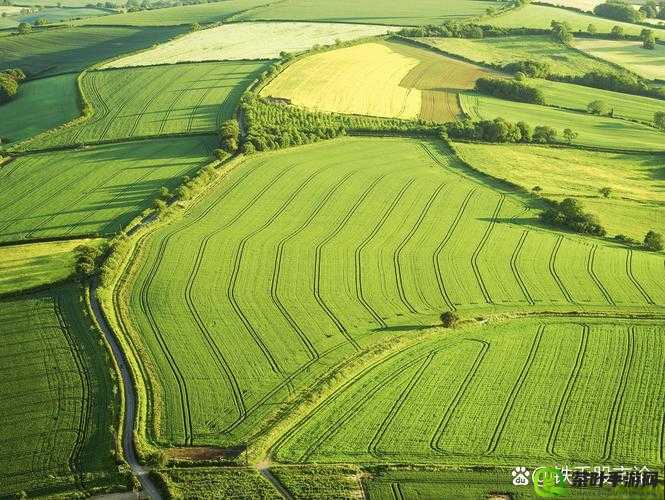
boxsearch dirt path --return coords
[257,461,294,500]
[89,278,162,500]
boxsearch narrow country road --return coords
[90,278,162,500]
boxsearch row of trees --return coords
[475,77,545,104]
[594,0,665,22]
[0,68,25,104]
[444,118,575,144]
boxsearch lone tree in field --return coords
[532,185,542,194]
[563,128,577,144]
[190,22,201,31]
[599,186,612,198]
[440,311,459,328]
[587,99,609,115]
[17,22,31,34]
[551,20,573,44]
[643,230,664,251]
[641,28,656,49]
[654,111,665,131]
[587,23,597,34]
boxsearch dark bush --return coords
[475,77,545,104]
[540,198,606,236]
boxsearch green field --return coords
[156,467,279,498]
[0,73,79,145]
[460,92,665,151]
[0,285,123,497]
[574,39,665,81]
[0,26,186,77]
[422,35,620,76]
[0,239,101,295]
[0,136,214,242]
[17,6,110,24]
[528,78,665,125]
[18,61,265,149]
[115,138,665,454]
[269,465,362,499]
[486,3,661,36]
[233,0,503,26]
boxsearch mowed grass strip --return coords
[261,40,494,122]
[0,136,214,242]
[118,137,664,450]
[0,73,79,145]
[0,26,186,77]
[20,61,265,149]
[234,0,501,26]
[459,92,665,151]
[421,35,619,76]
[104,22,397,67]
[0,286,119,497]
[574,38,665,81]
[274,317,665,467]
[0,238,102,295]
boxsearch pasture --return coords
[21,61,265,149]
[0,286,120,497]
[117,137,665,452]
[0,73,79,145]
[422,35,619,76]
[104,22,397,67]
[274,317,665,467]
[234,0,502,26]
[486,4,658,35]
[528,77,665,125]
[0,136,214,242]
[0,238,101,295]
[0,26,186,77]
[261,40,494,122]
[574,39,665,81]
[460,92,665,151]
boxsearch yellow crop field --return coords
[574,39,665,80]
[261,40,493,122]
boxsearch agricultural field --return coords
[0,239,101,295]
[460,93,665,151]
[261,40,495,122]
[539,0,604,10]
[117,137,665,453]
[155,467,279,498]
[269,465,363,499]
[0,73,79,145]
[421,35,619,76]
[233,0,504,26]
[528,77,665,125]
[0,136,214,242]
[14,6,110,25]
[105,22,398,67]
[486,3,660,35]
[18,61,265,149]
[574,39,665,81]
[0,286,123,497]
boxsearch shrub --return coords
[540,198,606,236]
[533,125,558,143]
[594,1,643,23]
[220,118,240,152]
[440,311,459,328]
[475,77,545,104]
[643,230,664,251]
[503,60,550,78]
[551,21,573,44]
[655,111,665,131]
[587,99,609,115]
[599,186,612,198]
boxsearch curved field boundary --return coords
[430,338,490,453]
[546,324,589,456]
[354,178,416,329]
[548,236,575,304]
[485,324,544,454]
[470,194,505,305]
[393,182,447,314]
[270,170,360,361]
[601,326,635,462]
[586,245,615,306]
[509,230,535,306]
[368,351,436,457]
[313,175,388,350]
[625,249,655,305]
[432,189,477,311]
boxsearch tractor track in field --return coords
[393,183,446,315]
[432,189,476,311]
[269,170,358,361]
[625,249,654,305]
[485,325,544,455]
[354,179,415,329]
[313,175,387,350]
[509,230,535,306]
[587,245,616,306]
[548,236,575,304]
[470,194,504,305]
[368,351,436,458]
[430,338,489,454]
[602,326,635,462]
[546,324,589,456]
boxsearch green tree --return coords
[440,311,459,328]
[599,186,612,198]
[563,128,578,143]
[642,29,656,49]
[190,22,201,31]
[587,99,609,115]
[551,20,573,44]
[220,118,240,152]
[643,230,664,251]
[17,22,31,34]
[587,23,597,34]
[34,17,48,26]
[654,111,665,130]
[533,125,558,143]
[611,25,624,38]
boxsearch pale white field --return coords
[574,38,665,80]
[104,21,399,67]
[260,42,422,119]
[0,6,24,14]
[539,0,603,11]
